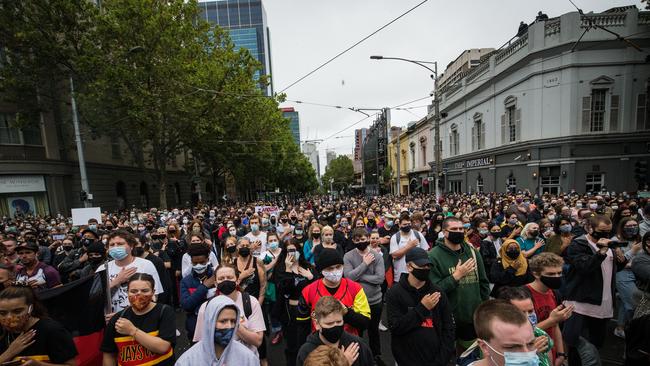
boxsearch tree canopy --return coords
[322,155,354,193]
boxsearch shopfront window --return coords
[449,180,462,193]
[506,176,517,193]
[476,176,484,193]
[541,176,560,195]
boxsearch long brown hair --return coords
[0,286,48,318]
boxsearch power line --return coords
[278,0,429,93]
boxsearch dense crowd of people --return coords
[0,191,649,366]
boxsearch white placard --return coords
[0,175,45,193]
[71,207,102,226]
[255,205,280,217]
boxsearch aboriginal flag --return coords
[38,271,108,366]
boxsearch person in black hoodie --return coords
[562,214,628,366]
[296,296,374,366]
[385,247,455,366]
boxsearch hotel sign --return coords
[0,175,46,193]
[448,157,493,170]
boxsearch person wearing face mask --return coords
[193,265,266,357]
[562,215,628,366]
[489,240,534,297]
[467,220,489,249]
[611,217,643,338]
[385,247,455,366]
[181,234,219,279]
[175,296,259,366]
[468,300,539,366]
[234,237,267,307]
[389,213,429,282]
[244,217,267,259]
[277,211,294,243]
[428,217,490,350]
[313,226,344,265]
[67,241,107,282]
[293,223,307,247]
[496,287,554,366]
[297,248,371,348]
[98,230,163,313]
[180,243,216,341]
[479,225,504,280]
[526,253,573,364]
[0,286,77,364]
[275,239,315,366]
[545,218,575,256]
[516,223,546,258]
[343,229,385,365]
[101,273,176,366]
[627,232,650,365]
[303,223,323,265]
[297,296,374,366]
[500,214,523,240]
[220,237,238,266]
[260,233,284,345]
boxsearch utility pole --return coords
[433,62,442,200]
[395,129,401,196]
[70,76,91,208]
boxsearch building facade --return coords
[438,48,496,89]
[197,0,274,95]
[0,96,195,217]
[353,128,367,185]
[281,107,301,147]
[432,6,650,195]
[302,142,320,179]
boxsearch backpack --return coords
[395,230,423,245]
[241,291,253,319]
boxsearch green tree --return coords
[322,155,354,193]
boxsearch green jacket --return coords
[428,238,490,325]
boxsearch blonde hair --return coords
[322,225,334,235]
[521,222,539,238]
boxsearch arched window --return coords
[115,181,127,210]
[139,181,149,209]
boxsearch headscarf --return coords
[175,295,259,366]
[499,239,528,276]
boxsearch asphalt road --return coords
[173,306,627,365]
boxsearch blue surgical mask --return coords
[463,223,471,229]
[483,340,540,366]
[386,220,394,228]
[250,224,259,232]
[108,246,128,261]
[214,327,235,347]
[559,224,572,233]
[268,241,279,250]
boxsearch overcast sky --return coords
[266,0,642,173]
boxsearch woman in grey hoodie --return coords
[175,295,259,366]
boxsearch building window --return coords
[541,176,560,195]
[449,181,462,193]
[506,176,517,193]
[501,100,520,144]
[110,135,122,160]
[590,89,607,132]
[472,119,485,150]
[449,127,459,156]
[585,173,605,193]
[476,176,484,193]
[421,144,426,168]
[637,94,649,130]
[410,146,415,170]
[0,113,42,145]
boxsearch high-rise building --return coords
[197,0,274,95]
[281,107,301,147]
[302,142,320,178]
[326,150,337,168]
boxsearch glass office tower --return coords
[198,0,274,95]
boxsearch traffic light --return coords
[634,160,648,188]
[80,190,88,202]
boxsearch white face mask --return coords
[322,269,343,283]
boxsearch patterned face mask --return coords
[0,305,32,332]
[128,293,153,311]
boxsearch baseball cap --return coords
[405,247,432,267]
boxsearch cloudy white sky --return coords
[266,0,643,173]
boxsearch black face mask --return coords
[540,275,562,290]
[447,231,464,245]
[226,246,237,254]
[400,225,411,233]
[410,267,430,282]
[320,324,344,344]
[506,249,520,259]
[80,238,94,247]
[490,231,503,238]
[217,280,237,295]
[238,247,250,257]
[529,231,539,238]
[151,240,163,250]
[281,218,289,224]
[355,242,369,251]
[132,247,145,257]
[89,256,104,265]
[312,233,321,239]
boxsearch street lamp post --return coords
[370,55,442,199]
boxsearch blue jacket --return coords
[179,268,213,340]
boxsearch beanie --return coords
[316,248,343,273]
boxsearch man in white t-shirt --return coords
[181,234,219,278]
[244,216,267,259]
[98,230,163,313]
[390,213,429,281]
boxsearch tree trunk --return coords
[158,168,168,210]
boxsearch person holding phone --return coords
[0,286,77,365]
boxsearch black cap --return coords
[16,242,39,253]
[316,248,344,273]
[405,247,432,267]
[81,229,100,239]
[87,241,106,255]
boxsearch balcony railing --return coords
[581,13,626,28]
[544,17,561,37]
[495,33,528,65]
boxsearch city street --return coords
[174,307,628,365]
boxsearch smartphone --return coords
[52,234,65,241]
[608,241,628,249]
